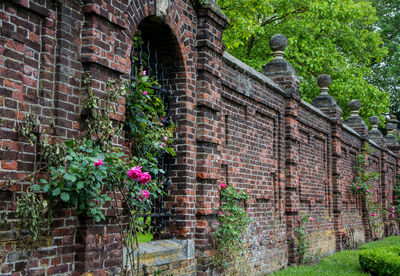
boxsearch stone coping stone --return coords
[123,239,194,268]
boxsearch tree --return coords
[370,0,400,117]
[217,0,389,121]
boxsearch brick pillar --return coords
[195,3,228,274]
[311,74,343,251]
[263,34,301,264]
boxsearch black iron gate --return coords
[130,32,172,237]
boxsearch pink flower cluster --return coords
[387,189,398,200]
[127,166,151,184]
[391,206,396,219]
[94,159,104,167]
[139,190,150,200]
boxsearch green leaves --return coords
[64,173,76,182]
[52,187,61,196]
[213,185,252,273]
[218,0,390,121]
[60,192,70,202]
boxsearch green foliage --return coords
[83,76,124,150]
[217,0,389,122]
[125,68,175,170]
[394,177,400,217]
[351,143,382,238]
[212,184,252,274]
[351,144,380,194]
[359,246,400,276]
[13,39,175,272]
[294,215,314,264]
[369,0,400,116]
[15,190,51,244]
[18,114,38,146]
[33,140,114,222]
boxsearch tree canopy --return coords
[370,0,400,117]
[217,0,390,122]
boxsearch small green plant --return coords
[32,139,114,222]
[212,183,252,275]
[18,114,38,145]
[294,215,314,264]
[15,190,52,245]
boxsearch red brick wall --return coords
[0,0,399,275]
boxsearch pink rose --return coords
[94,159,104,167]
[309,217,314,222]
[142,70,146,76]
[389,196,393,199]
[142,91,148,96]
[220,183,227,189]
[370,212,375,217]
[161,143,166,148]
[374,233,378,237]
[127,166,142,180]
[163,136,168,142]
[357,186,360,190]
[366,189,369,193]
[392,213,396,218]
[138,172,151,184]
[219,211,223,216]
[395,196,398,199]
[141,190,150,199]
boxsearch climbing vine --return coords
[294,215,315,264]
[212,183,252,275]
[5,64,174,274]
[349,143,400,239]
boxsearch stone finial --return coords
[369,116,379,129]
[345,99,367,136]
[311,74,341,119]
[385,115,399,147]
[368,116,385,146]
[269,34,288,59]
[348,100,361,117]
[317,74,332,94]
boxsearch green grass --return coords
[137,232,153,243]
[272,236,400,275]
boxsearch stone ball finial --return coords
[269,34,288,60]
[317,74,332,89]
[349,100,361,112]
[269,34,288,51]
[369,116,379,126]
[386,122,395,132]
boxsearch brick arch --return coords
[123,1,199,240]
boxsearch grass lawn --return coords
[272,236,400,275]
